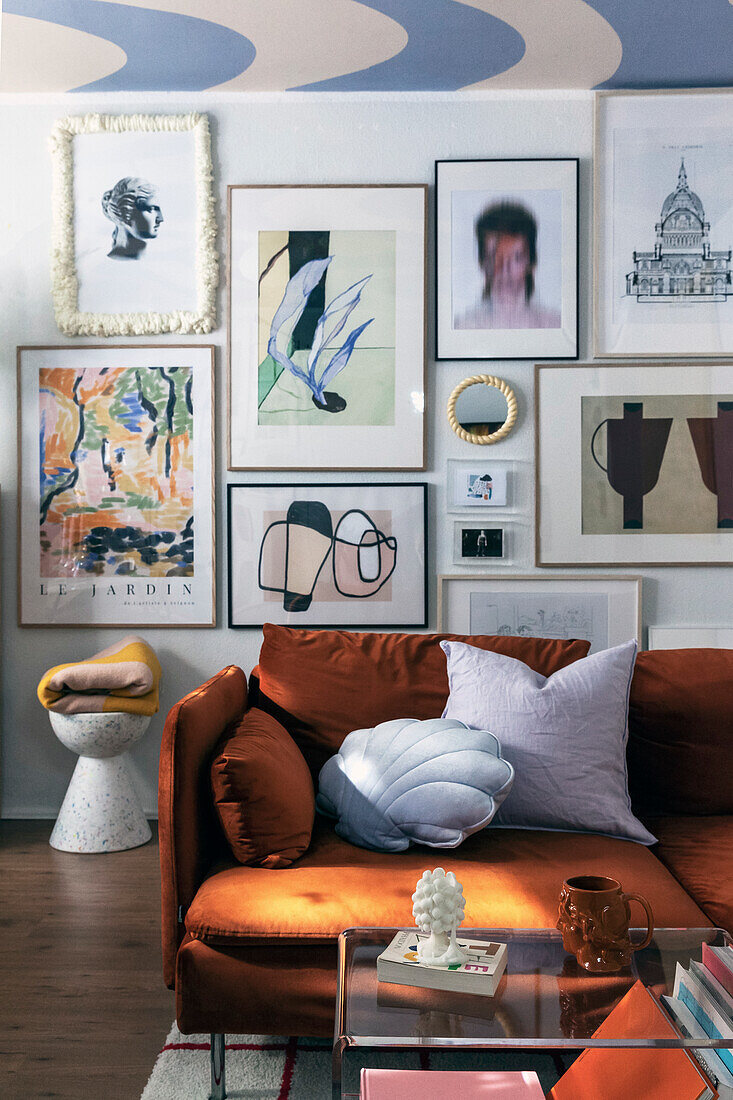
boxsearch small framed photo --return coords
[536,361,733,565]
[648,626,733,649]
[595,89,733,358]
[50,113,218,337]
[228,185,426,470]
[228,482,427,628]
[447,459,512,510]
[453,522,508,565]
[18,345,215,627]
[438,574,641,655]
[435,158,578,361]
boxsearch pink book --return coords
[360,1067,545,1099]
[703,943,733,1000]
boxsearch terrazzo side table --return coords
[49,711,152,853]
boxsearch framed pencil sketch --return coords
[228,482,427,627]
[595,90,733,358]
[50,113,218,336]
[435,158,578,361]
[536,361,733,565]
[453,522,509,565]
[447,459,513,511]
[648,626,733,649]
[438,574,641,655]
[18,345,215,627]
[228,185,426,470]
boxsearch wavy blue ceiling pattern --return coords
[2,0,732,93]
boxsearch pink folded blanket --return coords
[37,635,161,715]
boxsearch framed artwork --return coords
[18,346,215,627]
[438,574,641,655]
[648,626,733,649]
[435,158,578,361]
[453,522,508,565]
[447,459,512,511]
[228,482,427,627]
[536,361,733,565]
[228,185,426,470]
[50,113,218,336]
[595,89,733,358]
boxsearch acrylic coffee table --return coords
[332,926,732,1100]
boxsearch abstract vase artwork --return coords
[39,365,195,578]
[583,394,733,535]
[259,501,397,612]
[687,402,733,528]
[590,403,673,529]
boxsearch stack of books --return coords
[663,942,733,1098]
[376,930,507,996]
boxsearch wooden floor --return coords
[0,821,174,1099]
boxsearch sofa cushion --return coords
[628,648,733,815]
[650,815,733,935]
[441,639,655,845]
[185,817,707,945]
[211,707,315,868]
[252,624,591,773]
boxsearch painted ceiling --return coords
[2,0,733,94]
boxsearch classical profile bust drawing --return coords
[101,177,164,259]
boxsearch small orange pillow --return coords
[211,707,315,867]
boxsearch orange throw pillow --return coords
[252,625,591,774]
[211,707,315,867]
[628,648,733,815]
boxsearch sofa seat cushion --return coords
[185,818,708,946]
[252,624,590,774]
[650,816,733,935]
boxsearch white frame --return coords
[594,89,733,358]
[452,521,509,565]
[648,626,733,649]
[438,574,641,654]
[18,345,215,627]
[227,185,426,470]
[50,112,218,337]
[435,158,578,361]
[447,459,513,512]
[536,361,733,565]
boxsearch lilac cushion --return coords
[440,639,655,845]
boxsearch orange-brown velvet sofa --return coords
[159,626,733,1038]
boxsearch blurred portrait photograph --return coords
[436,159,578,360]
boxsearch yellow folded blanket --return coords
[37,635,162,715]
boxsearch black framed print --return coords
[228,482,427,627]
[436,158,578,361]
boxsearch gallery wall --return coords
[1,90,729,817]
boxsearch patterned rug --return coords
[142,1023,569,1098]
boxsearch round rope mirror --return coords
[447,375,518,445]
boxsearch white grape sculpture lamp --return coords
[411,867,468,966]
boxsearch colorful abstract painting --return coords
[257,229,395,427]
[39,364,194,577]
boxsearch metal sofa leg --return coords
[210,1033,226,1099]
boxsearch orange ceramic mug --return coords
[557,875,655,973]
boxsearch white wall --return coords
[0,91,728,817]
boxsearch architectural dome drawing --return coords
[626,159,731,302]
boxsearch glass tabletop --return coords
[335,926,732,1050]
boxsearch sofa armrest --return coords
[158,665,248,988]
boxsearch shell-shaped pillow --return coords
[316,717,514,852]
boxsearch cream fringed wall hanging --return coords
[49,112,218,337]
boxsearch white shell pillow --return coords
[441,639,656,845]
[316,717,514,852]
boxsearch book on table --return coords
[548,979,717,1100]
[360,1067,544,1098]
[663,994,733,1099]
[376,930,507,995]
[675,961,733,1075]
[703,945,733,1001]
